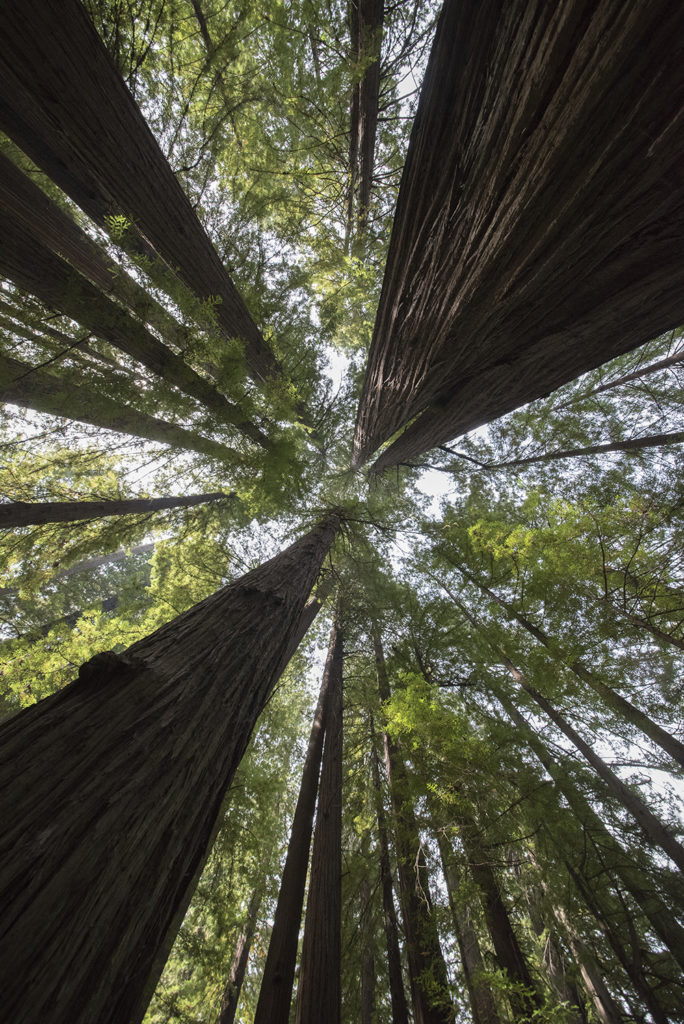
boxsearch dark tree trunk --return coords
[0,352,233,461]
[0,0,279,384]
[0,492,230,530]
[550,904,622,1024]
[254,623,335,1024]
[360,875,376,1024]
[0,204,270,447]
[494,691,684,972]
[369,715,411,1024]
[437,836,502,1024]
[352,0,684,470]
[486,429,684,470]
[349,0,383,233]
[295,612,344,1024]
[0,513,340,1024]
[374,631,455,1024]
[216,886,263,1024]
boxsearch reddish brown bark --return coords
[0,513,340,1024]
[295,613,344,1024]
[0,0,279,384]
[0,492,230,530]
[353,0,684,470]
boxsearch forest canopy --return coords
[0,1,683,1023]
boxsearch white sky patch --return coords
[416,467,455,516]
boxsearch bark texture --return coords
[0,492,229,530]
[0,513,340,1024]
[352,0,684,470]
[295,612,344,1024]
[0,352,232,460]
[0,0,278,383]
[254,623,334,1024]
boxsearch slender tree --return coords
[0,492,231,530]
[216,886,263,1024]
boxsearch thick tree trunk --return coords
[0,0,279,384]
[486,429,684,470]
[494,691,684,972]
[0,512,340,1024]
[370,716,410,1024]
[0,204,270,447]
[0,352,233,461]
[349,0,383,233]
[374,631,455,1024]
[437,836,502,1024]
[216,886,263,1024]
[254,623,335,1024]
[0,492,230,530]
[455,573,684,770]
[353,0,684,470]
[295,612,344,1024]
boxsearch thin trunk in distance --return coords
[0,492,231,530]
[216,886,263,1024]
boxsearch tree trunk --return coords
[349,0,383,233]
[0,203,270,447]
[485,429,684,471]
[437,836,502,1024]
[550,905,623,1024]
[0,0,279,384]
[374,630,455,1024]
[0,543,155,601]
[295,611,344,1024]
[0,492,230,530]
[455,572,684,770]
[254,621,335,1024]
[0,512,340,1024]
[0,351,233,461]
[562,343,684,406]
[370,715,410,1024]
[360,875,376,1024]
[521,876,586,1024]
[352,0,684,470]
[216,886,263,1024]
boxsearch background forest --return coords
[1,1,683,1023]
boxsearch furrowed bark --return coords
[374,630,455,1024]
[485,429,684,470]
[352,0,684,470]
[0,204,270,447]
[0,352,233,461]
[295,611,344,1024]
[0,0,279,384]
[254,620,335,1024]
[0,512,340,1024]
[216,887,263,1024]
[0,492,230,530]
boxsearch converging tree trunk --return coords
[216,886,263,1024]
[484,429,684,471]
[0,512,340,1024]
[352,0,684,470]
[348,0,384,235]
[0,0,279,384]
[295,611,344,1024]
[0,492,231,530]
[561,343,684,407]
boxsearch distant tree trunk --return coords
[295,612,344,1024]
[0,0,279,384]
[369,715,411,1024]
[493,690,684,972]
[0,512,340,1024]
[485,429,684,471]
[562,343,684,406]
[0,204,270,447]
[550,905,622,1024]
[437,836,502,1024]
[0,492,230,530]
[6,594,122,646]
[360,875,376,1024]
[454,572,684,770]
[349,0,383,234]
[254,622,335,1024]
[216,886,263,1024]
[353,0,684,471]
[0,543,155,601]
[0,352,233,461]
[374,630,455,1024]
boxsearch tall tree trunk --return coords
[550,905,622,1024]
[454,572,684,770]
[369,716,411,1024]
[254,620,335,1024]
[0,492,230,529]
[521,877,586,1024]
[216,886,263,1024]
[485,429,684,471]
[349,0,383,234]
[437,836,502,1024]
[374,630,455,1024]
[0,204,270,447]
[561,343,684,406]
[0,352,233,461]
[0,0,279,384]
[353,0,684,471]
[295,612,344,1024]
[0,542,155,601]
[0,512,340,1024]
[493,690,684,972]
[360,874,376,1024]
